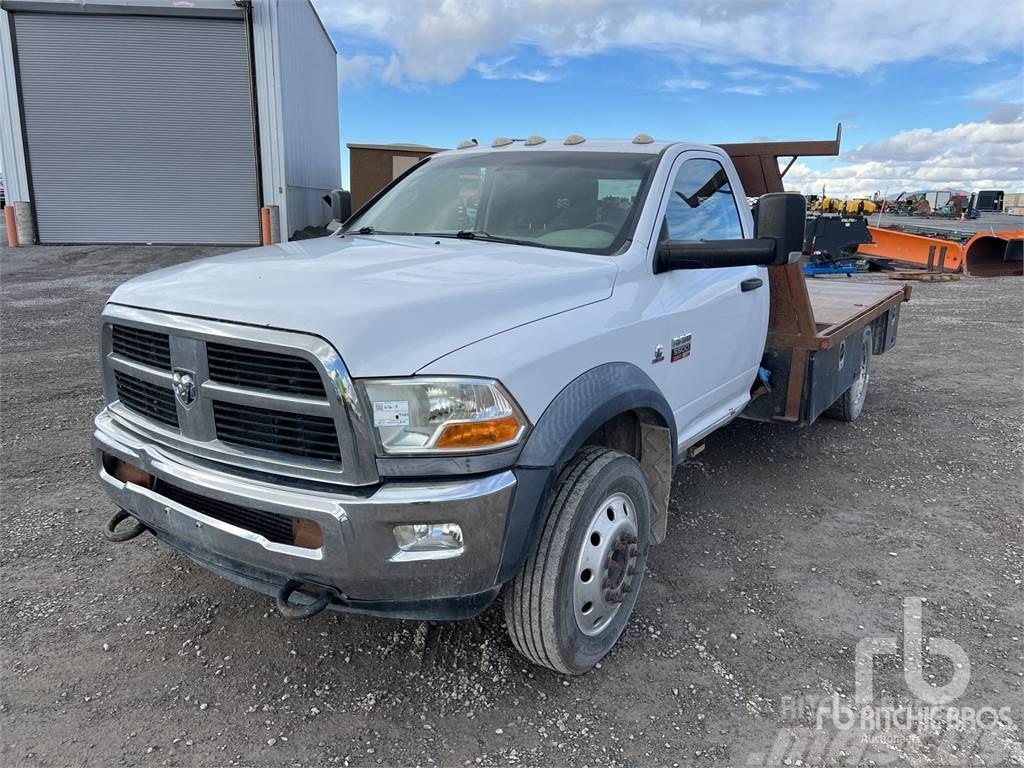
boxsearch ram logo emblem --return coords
[172,369,198,407]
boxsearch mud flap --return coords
[640,422,672,544]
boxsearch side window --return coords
[662,158,743,241]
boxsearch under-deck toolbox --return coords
[742,268,910,425]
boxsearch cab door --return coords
[650,152,770,446]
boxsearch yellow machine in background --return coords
[811,197,878,216]
[811,196,844,213]
[843,198,878,215]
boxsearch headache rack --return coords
[716,124,912,425]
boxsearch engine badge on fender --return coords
[671,334,692,363]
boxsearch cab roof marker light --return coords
[457,138,478,149]
[492,136,514,147]
[564,134,586,145]
[524,135,546,146]
[632,133,655,144]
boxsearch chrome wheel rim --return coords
[849,342,870,411]
[573,492,641,636]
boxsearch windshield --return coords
[343,151,660,254]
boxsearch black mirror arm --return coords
[655,238,779,272]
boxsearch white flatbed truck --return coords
[94,127,909,673]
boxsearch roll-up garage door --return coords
[12,13,261,244]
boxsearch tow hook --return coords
[102,508,149,542]
[275,579,333,620]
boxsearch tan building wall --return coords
[1002,192,1024,210]
[347,143,446,212]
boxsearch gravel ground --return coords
[2,243,1022,767]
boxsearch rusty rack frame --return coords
[715,124,911,424]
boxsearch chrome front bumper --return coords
[93,410,515,617]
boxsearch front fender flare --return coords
[517,362,677,471]
[496,363,677,582]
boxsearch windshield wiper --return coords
[422,230,534,247]
[343,226,415,236]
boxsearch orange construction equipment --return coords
[860,226,1023,277]
[963,230,1024,278]
[860,226,964,272]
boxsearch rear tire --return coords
[504,446,652,674]
[825,326,872,421]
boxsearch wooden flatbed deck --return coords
[806,279,909,339]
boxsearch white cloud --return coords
[986,103,1024,124]
[724,68,818,93]
[474,56,560,82]
[970,76,1024,104]
[848,121,1023,163]
[783,119,1024,197]
[312,0,1024,85]
[723,84,767,96]
[659,77,710,92]
[336,54,386,85]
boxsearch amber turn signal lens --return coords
[435,415,521,449]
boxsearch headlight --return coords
[362,377,528,454]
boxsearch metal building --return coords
[0,0,339,245]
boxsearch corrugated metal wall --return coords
[12,12,260,244]
[276,0,339,234]
[250,0,287,235]
[0,9,29,203]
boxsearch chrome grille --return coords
[213,401,341,462]
[114,371,179,427]
[111,324,171,370]
[207,342,325,397]
[101,305,378,486]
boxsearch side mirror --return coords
[655,192,806,272]
[754,192,806,264]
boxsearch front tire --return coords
[504,446,652,674]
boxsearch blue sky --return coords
[314,0,1024,198]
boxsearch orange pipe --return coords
[260,206,272,245]
[860,226,964,272]
[3,205,17,248]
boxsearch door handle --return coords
[741,278,763,292]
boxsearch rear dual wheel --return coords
[826,325,873,421]
[504,446,652,674]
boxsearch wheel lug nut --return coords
[613,541,627,552]
[605,558,617,569]
[602,578,615,589]
[605,591,624,603]
[629,547,640,557]
[622,584,633,593]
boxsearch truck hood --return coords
[109,235,618,376]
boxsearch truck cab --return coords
[94,131,908,673]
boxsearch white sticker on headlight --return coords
[373,400,410,427]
